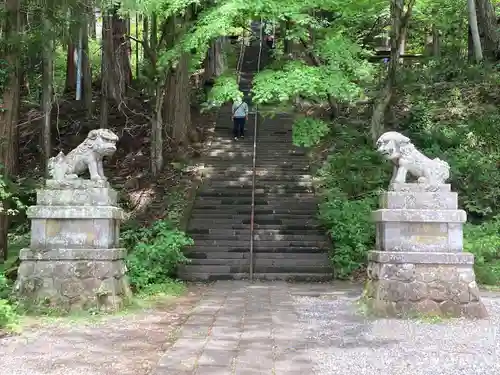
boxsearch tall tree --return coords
[41,15,54,176]
[468,0,484,62]
[370,0,416,142]
[0,0,21,261]
[475,0,498,61]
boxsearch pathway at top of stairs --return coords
[178,29,332,281]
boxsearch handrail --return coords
[249,18,264,282]
[236,33,246,84]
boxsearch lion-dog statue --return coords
[48,129,119,181]
[376,131,450,186]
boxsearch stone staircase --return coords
[178,29,332,281]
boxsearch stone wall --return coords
[364,183,487,319]
[364,251,486,318]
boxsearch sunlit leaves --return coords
[204,74,242,108]
[292,117,331,147]
[252,60,365,105]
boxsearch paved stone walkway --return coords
[154,281,332,375]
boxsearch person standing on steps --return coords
[231,97,249,140]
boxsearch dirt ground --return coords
[0,284,207,375]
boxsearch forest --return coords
[1,0,500,328]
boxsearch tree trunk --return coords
[102,7,131,105]
[0,0,21,261]
[100,12,109,128]
[370,0,415,142]
[90,7,96,39]
[149,14,168,176]
[468,0,484,62]
[282,20,292,55]
[142,16,149,60]
[203,37,227,82]
[82,1,93,117]
[41,17,53,177]
[164,12,192,150]
[475,0,499,61]
[151,83,164,176]
[65,14,79,93]
[165,52,191,147]
[432,25,440,56]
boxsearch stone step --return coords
[184,246,328,253]
[194,197,316,205]
[187,223,323,231]
[198,187,313,196]
[177,271,332,282]
[188,218,318,228]
[190,232,326,242]
[190,209,317,217]
[188,222,324,234]
[184,251,329,260]
[178,264,331,274]
[188,257,329,267]
[201,168,312,176]
[188,227,323,236]
[191,239,330,248]
[202,181,313,188]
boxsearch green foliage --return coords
[292,117,330,147]
[319,188,377,278]
[464,219,500,285]
[0,298,18,331]
[0,274,10,300]
[252,61,365,105]
[0,275,17,332]
[0,169,28,217]
[315,127,388,277]
[122,219,192,292]
[204,74,242,109]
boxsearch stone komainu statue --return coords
[376,131,450,186]
[48,129,119,181]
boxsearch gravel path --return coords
[293,290,500,375]
[0,286,205,375]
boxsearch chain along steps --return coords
[178,31,332,281]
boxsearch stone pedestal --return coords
[364,183,487,318]
[15,180,131,312]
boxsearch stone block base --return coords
[363,251,488,319]
[14,248,132,312]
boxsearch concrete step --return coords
[202,181,313,188]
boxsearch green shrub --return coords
[292,118,331,148]
[318,188,377,278]
[0,299,18,331]
[0,274,10,300]
[122,219,192,292]
[0,274,17,331]
[464,219,500,285]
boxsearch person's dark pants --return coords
[233,116,246,137]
